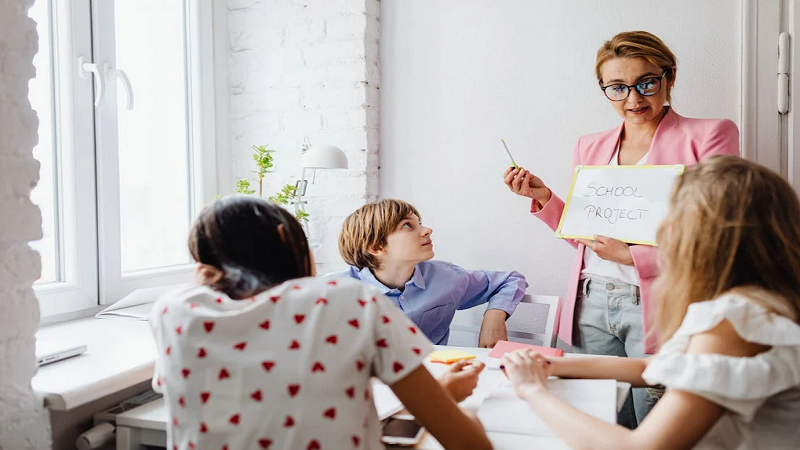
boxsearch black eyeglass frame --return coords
[599,71,668,102]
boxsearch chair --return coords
[448,294,562,348]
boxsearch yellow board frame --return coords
[554,164,686,246]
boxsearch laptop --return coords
[35,340,88,366]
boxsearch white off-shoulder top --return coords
[642,292,800,450]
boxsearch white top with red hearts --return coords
[150,277,434,450]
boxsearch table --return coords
[115,347,610,450]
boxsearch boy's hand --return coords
[478,309,508,348]
[437,360,486,402]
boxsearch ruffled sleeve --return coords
[642,293,800,422]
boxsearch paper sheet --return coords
[95,284,189,321]
[477,379,617,436]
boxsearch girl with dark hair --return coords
[150,196,492,450]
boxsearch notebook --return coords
[476,379,617,436]
[487,340,564,359]
[35,340,87,366]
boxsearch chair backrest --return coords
[448,294,562,348]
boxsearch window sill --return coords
[32,317,156,411]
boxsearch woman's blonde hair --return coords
[654,156,800,342]
[595,31,677,103]
[339,199,421,270]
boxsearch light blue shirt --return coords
[340,260,528,345]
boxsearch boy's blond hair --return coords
[339,199,421,270]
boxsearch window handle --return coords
[105,64,135,111]
[77,56,105,107]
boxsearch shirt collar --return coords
[357,265,427,293]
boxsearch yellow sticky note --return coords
[428,349,477,364]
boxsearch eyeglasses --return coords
[600,72,667,102]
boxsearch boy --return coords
[337,199,528,347]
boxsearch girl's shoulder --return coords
[674,290,800,345]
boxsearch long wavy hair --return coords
[654,156,800,342]
[188,196,312,299]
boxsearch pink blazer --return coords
[533,108,740,353]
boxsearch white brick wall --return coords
[0,0,52,448]
[226,0,380,274]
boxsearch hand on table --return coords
[438,360,486,403]
[478,309,509,348]
[575,235,634,266]
[501,349,553,402]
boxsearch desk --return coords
[115,347,607,450]
[32,318,157,411]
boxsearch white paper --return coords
[372,379,404,420]
[95,284,190,321]
[557,165,683,244]
[477,379,617,437]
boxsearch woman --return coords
[503,31,739,427]
[150,196,492,450]
[502,156,800,450]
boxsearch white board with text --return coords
[555,165,685,245]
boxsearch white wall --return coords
[0,0,51,447]
[380,0,741,299]
[225,0,380,274]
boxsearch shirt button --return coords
[400,296,404,299]
[606,282,615,290]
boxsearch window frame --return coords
[33,0,218,316]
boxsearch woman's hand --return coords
[437,360,486,403]
[503,166,551,206]
[576,235,634,266]
[502,350,553,402]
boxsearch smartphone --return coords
[381,416,425,446]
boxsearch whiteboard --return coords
[555,165,684,245]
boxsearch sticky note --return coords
[428,349,477,364]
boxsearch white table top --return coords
[32,317,157,410]
[116,346,580,450]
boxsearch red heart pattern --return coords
[155,279,435,449]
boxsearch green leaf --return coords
[236,179,255,195]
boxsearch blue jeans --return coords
[571,275,660,429]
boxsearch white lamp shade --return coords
[301,144,348,169]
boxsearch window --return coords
[28,0,216,317]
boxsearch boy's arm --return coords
[457,269,528,315]
[456,268,528,347]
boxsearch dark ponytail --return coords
[189,196,312,299]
